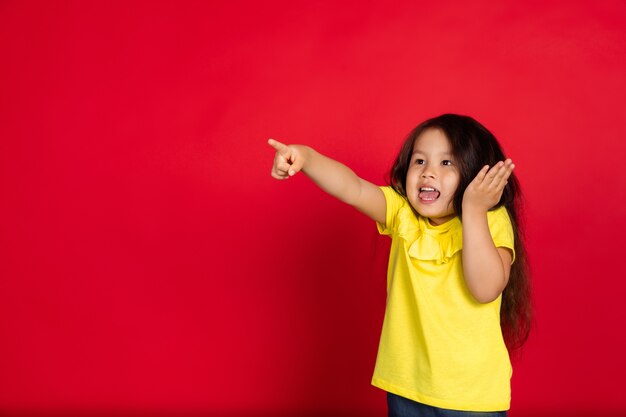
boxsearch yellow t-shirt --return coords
[372,186,515,412]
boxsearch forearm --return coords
[297,145,366,206]
[461,208,509,303]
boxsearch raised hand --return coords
[462,159,515,213]
[268,139,307,180]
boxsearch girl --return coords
[268,114,532,417]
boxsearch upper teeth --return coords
[420,187,436,191]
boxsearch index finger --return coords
[268,138,289,155]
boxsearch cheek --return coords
[451,170,461,187]
[445,175,461,197]
[405,168,417,187]
[451,177,460,191]
[447,187,459,204]
[404,172,418,199]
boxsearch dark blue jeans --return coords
[387,393,507,417]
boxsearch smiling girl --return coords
[268,114,532,416]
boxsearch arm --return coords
[268,139,386,224]
[461,160,515,303]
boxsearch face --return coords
[405,128,460,225]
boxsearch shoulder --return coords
[379,186,406,207]
[487,205,513,230]
[377,186,418,236]
[487,205,516,260]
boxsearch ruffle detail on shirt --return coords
[395,208,463,264]
[407,231,463,264]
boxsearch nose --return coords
[421,165,436,178]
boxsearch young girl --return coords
[268,114,532,417]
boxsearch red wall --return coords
[1,1,625,416]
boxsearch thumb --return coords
[287,151,305,176]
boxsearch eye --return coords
[415,159,425,165]
[442,160,453,166]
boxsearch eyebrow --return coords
[411,150,454,157]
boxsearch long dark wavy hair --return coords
[389,114,532,351]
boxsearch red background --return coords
[1,1,625,416]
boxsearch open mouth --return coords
[419,187,440,201]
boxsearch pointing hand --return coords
[268,139,306,180]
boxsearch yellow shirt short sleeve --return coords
[376,186,407,236]
[487,205,516,263]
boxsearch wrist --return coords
[294,145,313,172]
[461,204,488,219]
